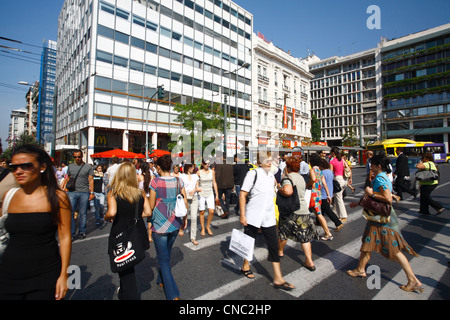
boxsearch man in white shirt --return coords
[238,152,295,291]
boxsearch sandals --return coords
[190,239,199,245]
[240,268,255,279]
[346,269,367,278]
[273,281,295,291]
[321,234,334,241]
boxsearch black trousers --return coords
[395,176,415,199]
[218,188,232,213]
[244,224,280,263]
[419,184,443,215]
[118,266,140,300]
[321,200,342,227]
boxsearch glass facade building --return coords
[55,0,253,162]
[38,40,57,144]
[380,23,450,150]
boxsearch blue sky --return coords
[0,0,449,149]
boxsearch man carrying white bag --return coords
[232,151,295,291]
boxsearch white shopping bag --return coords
[304,189,312,205]
[229,229,255,261]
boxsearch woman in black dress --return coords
[0,144,72,300]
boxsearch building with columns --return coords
[252,32,313,149]
[55,0,253,164]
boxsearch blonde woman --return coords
[105,162,152,300]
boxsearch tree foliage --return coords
[168,99,228,154]
[1,132,41,160]
[310,114,322,142]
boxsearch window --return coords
[115,31,129,44]
[146,21,158,31]
[130,60,143,72]
[144,64,156,75]
[114,55,128,68]
[160,26,171,38]
[95,102,111,115]
[97,25,114,39]
[96,50,113,64]
[132,15,146,27]
[131,36,145,49]
[145,42,157,54]
[115,8,129,20]
[100,1,115,15]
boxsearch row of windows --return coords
[385,104,450,120]
[383,63,450,84]
[94,72,251,104]
[101,0,251,41]
[98,23,249,73]
[383,76,450,96]
[97,25,251,86]
[382,35,450,61]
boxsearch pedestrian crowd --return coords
[0,144,445,299]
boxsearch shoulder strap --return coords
[249,170,258,193]
[72,163,85,180]
[2,187,21,216]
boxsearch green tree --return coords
[1,132,41,160]
[168,99,228,157]
[310,114,322,142]
[342,125,360,147]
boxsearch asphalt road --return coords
[65,164,450,304]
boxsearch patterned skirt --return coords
[278,213,318,243]
[360,208,418,261]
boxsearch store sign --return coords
[95,135,108,146]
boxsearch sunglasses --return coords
[74,156,82,159]
[9,162,35,172]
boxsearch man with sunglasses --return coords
[62,150,94,240]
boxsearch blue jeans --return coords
[93,192,105,224]
[68,192,90,236]
[152,230,180,300]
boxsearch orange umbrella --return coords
[148,149,171,158]
[90,149,145,159]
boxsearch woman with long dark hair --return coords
[0,144,72,300]
[348,154,422,293]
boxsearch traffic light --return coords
[157,86,164,100]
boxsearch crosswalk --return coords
[176,188,449,300]
[69,181,449,300]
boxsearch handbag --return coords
[332,179,342,194]
[344,165,351,178]
[359,194,391,223]
[415,169,439,182]
[66,163,85,192]
[0,188,20,263]
[276,177,300,216]
[108,198,148,273]
[174,177,187,218]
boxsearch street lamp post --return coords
[145,85,163,160]
[224,63,250,160]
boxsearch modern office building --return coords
[378,23,450,151]
[252,32,313,149]
[55,0,253,163]
[37,40,57,146]
[308,48,378,147]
